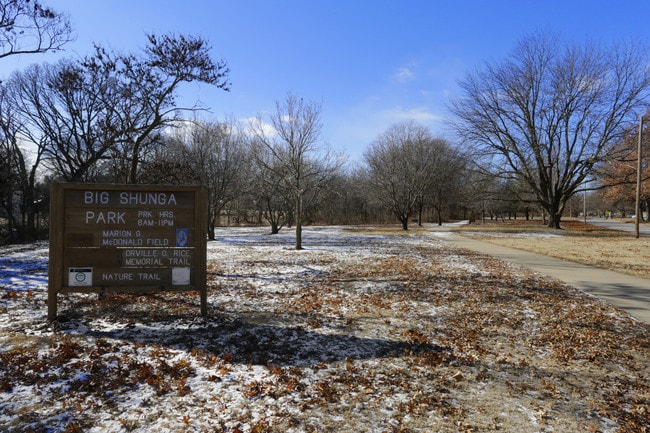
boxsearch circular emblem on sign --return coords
[75,272,87,283]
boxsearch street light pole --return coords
[635,116,643,239]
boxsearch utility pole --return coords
[583,186,587,224]
[635,116,643,239]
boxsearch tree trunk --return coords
[207,203,218,240]
[129,144,140,184]
[547,200,563,229]
[399,215,409,231]
[21,177,37,242]
[295,194,303,250]
[547,214,562,229]
[207,215,216,241]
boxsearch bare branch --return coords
[450,31,650,228]
[0,0,73,59]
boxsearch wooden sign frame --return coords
[48,183,208,320]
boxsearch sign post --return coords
[48,183,208,320]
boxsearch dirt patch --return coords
[1,227,649,432]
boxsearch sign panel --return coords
[48,183,208,320]
[68,268,93,287]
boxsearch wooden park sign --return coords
[48,183,208,320]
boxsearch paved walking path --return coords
[586,218,650,235]
[429,223,650,324]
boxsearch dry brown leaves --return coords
[1,227,649,432]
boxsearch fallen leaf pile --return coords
[1,226,648,432]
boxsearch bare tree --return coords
[0,83,24,241]
[450,32,650,228]
[0,0,73,59]
[422,141,467,226]
[0,0,73,241]
[6,34,230,183]
[364,121,441,230]
[0,75,51,242]
[136,139,197,185]
[83,34,231,183]
[172,118,249,239]
[249,139,293,234]
[596,117,650,220]
[251,93,344,249]
[7,61,120,182]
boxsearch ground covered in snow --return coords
[1,225,649,432]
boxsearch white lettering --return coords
[146,238,169,246]
[124,249,158,257]
[102,238,143,246]
[86,211,125,224]
[125,257,163,266]
[120,192,177,206]
[138,273,161,281]
[102,230,132,238]
[102,272,134,281]
[84,191,109,204]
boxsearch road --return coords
[587,218,650,235]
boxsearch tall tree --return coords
[597,119,650,219]
[422,142,467,226]
[249,138,293,234]
[0,0,72,242]
[251,93,344,249]
[364,121,440,230]
[1,66,60,241]
[7,61,120,182]
[83,34,231,183]
[0,83,24,241]
[173,118,249,240]
[451,32,650,228]
[8,34,230,183]
[0,0,73,59]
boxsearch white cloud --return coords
[381,106,444,123]
[395,66,416,82]
[242,116,277,138]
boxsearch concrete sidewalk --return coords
[440,232,650,324]
[587,218,650,235]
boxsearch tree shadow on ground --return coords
[0,255,48,290]
[54,298,447,367]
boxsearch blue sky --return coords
[4,1,650,162]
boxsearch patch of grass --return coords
[454,219,650,279]
[342,224,430,236]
